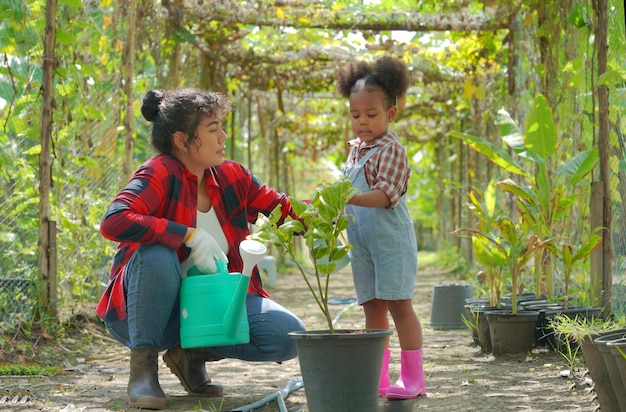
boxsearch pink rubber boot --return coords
[378,349,391,396]
[386,349,426,399]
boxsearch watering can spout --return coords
[223,240,267,338]
[239,239,268,277]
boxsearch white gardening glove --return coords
[185,228,228,273]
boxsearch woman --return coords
[96,88,306,410]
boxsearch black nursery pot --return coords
[464,302,498,353]
[581,328,626,412]
[289,328,392,412]
[430,283,474,330]
[594,331,626,412]
[486,309,540,359]
[532,305,602,348]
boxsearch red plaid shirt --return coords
[346,132,410,209]
[96,154,294,322]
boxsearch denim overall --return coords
[344,145,418,304]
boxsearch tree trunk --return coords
[38,0,57,320]
[593,0,613,316]
[123,0,136,178]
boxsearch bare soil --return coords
[0,259,599,412]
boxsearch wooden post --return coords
[593,0,612,317]
[49,221,58,316]
[122,0,136,178]
[590,181,604,310]
[38,0,57,319]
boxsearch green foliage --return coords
[550,313,626,344]
[250,179,359,333]
[465,181,506,307]
[432,241,469,278]
[0,363,62,376]
[0,1,133,317]
[555,336,581,372]
[454,217,561,314]
[451,94,600,302]
[548,232,603,309]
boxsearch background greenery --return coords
[1,0,625,324]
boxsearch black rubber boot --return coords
[163,345,224,397]
[128,347,167,410]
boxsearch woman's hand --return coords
[185,228,228,273]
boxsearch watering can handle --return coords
[188,260,229,277]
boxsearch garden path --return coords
[0,260,597,411]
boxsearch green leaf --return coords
[59,0,84,7]
[81,105,106,120]
[55,28,77,45]
[557,146,599,186]
[473,236,504,268]
[572,234,602,261]
[553,193,577,216]
[25,145,42,155]
[524,94,556,161]
[568,3,589,28]
[516,199,540,232]
[290,198,307,216]
[335,214,350,232]
[267,204,284,224]
[332,245,350,261]
[598,69,626,86]
[562,244,573,267]
[484,179,497,219]
[498,217,518,246]
[316,262,336,275]
[497,109,525,155]
[496,178,537,206]
[449,131,527,176]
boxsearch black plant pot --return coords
[607,338,626,402]
[289,328,392,412]
[580,329,626,412]
[464,302,498,353]
[430,283,473,330]
[531,305,602,349]
[501,292,539,306]
[594,331,626,412]
[486,310,540,360]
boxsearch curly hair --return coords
[336,55,410,109]
[141,88,233,154]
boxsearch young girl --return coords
[338,56,426,399]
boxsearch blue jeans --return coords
[105,244,306,362]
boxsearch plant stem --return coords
[292,256,334,332]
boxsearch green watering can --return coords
[180,239,267,348]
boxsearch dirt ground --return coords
[0,258,600,412]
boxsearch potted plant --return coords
[459,181,507,353]
[454,212,561,358]
[450,93,599,302]
[467,181,506,308]
[549,233,602,310]
[250,179,392,412]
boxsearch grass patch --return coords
[0,363,64,376]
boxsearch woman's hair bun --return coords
[141,89,164,122]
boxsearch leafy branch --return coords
[250,179,359,333]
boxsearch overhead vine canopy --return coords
[153,0,515,91]
[124,0,515,155]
